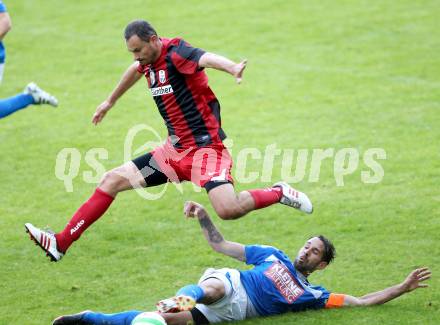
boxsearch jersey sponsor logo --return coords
[264,261,304,303]
[149,70,156,85]
[70,220,85,235]
[151,85,174,97]
[159,70,166,83]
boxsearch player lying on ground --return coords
[53,201,431,325]
[25,19,312,262]
[0,1,58,119]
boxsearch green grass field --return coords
[1,0,439,324]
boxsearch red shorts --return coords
[132,140,234,191]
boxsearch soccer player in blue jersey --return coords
[0,1,58,119]
[53,202,431,325]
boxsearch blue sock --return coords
[0,93,35,119]
[82,310,143,325]
[176,284,205,302]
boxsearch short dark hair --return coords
[124,20,157,42]
[315,235,336,264]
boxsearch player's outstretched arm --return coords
[92,62,143,125]
[0,12,12,40]
[342,267,431,307]
[198,53,247,84]
[184,201,245,261]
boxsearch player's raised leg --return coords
[193,144,312,220]
[0,93,34,118]
[208,182,313,220]
[0,82,58,119]
[25,153,167,261]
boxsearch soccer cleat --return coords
[25,223,64,262]
[273,182,313,214]
[156,295,196,313]
[52,311,91,325]
[24,82,58,107]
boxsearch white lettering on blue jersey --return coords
[239,245,330,316]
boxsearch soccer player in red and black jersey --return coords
[25,20,313,262]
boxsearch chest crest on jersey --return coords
[149,70,156,86]
[148,68,173,97]
[158,70,167,83]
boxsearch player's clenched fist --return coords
[184,201,208,219]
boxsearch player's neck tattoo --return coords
[198,215,224,244]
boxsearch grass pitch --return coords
[1,0,439,324]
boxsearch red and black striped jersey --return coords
[137,38,226,149]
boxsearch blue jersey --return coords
[239,245,331,316]
[0,0,7,63]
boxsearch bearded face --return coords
[294,237,328,275]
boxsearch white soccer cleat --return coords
[156,295,196,313]
[25,223,64,262]
[24,82,58,107]
[273,182,313,214]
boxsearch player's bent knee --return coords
[98,170,129,194]
[200,278,226,303]
[215,206,244,220]
[217,210,237,220]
